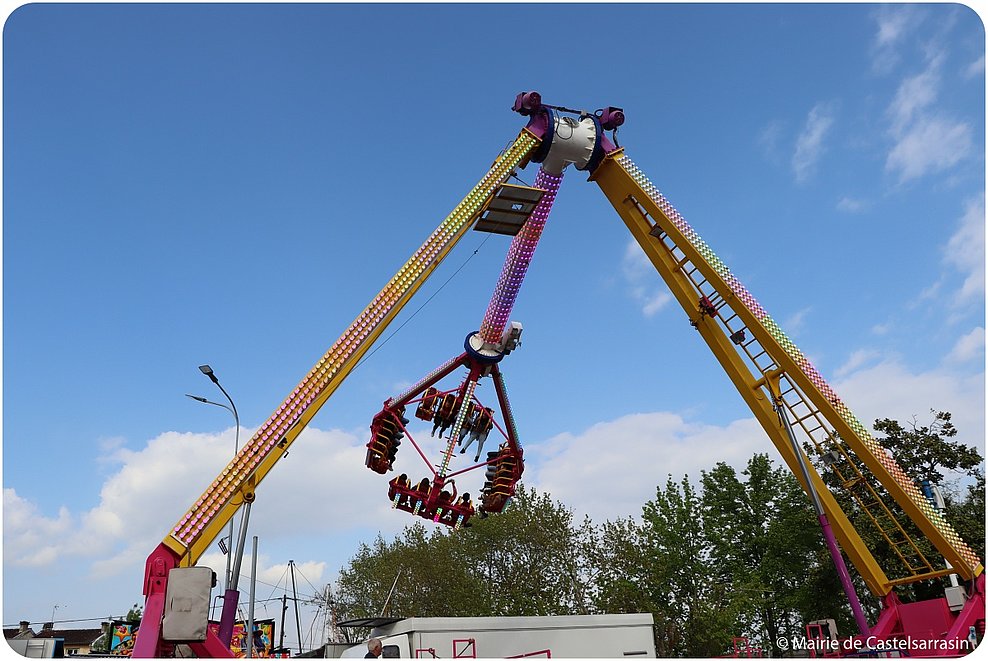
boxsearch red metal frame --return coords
[801,574,985,656]
[453,638,477,658]
[729,637,763,658]
[506,650,552,658]
[365,351,524,527]
[866,574,985,656]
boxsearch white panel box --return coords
[162,566,214,642]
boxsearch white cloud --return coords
[835,349,882,378]
[874,6,916,48]
[887,56,941,134]
[7,319,984,605]
[945,327,985,365]
[523,331,985,525]
[964,54,985,79]
[193,550,327,594]
[913,197,984,323]
[792,103,836,183]
[3,490,74,567]
[884,55,973,183]
[96,435,128,456]
[621,240,672,317]
[3,425,401,583]
[837,197,867,213]
[943,195,985,304]
[641,291,672,317]
[833,356,985,445]
[885,116,972,183]
[525,413,772,523]
[870,6,923,74]
[783,307,812,336]
[871,322,892,336]
[758,120,786,165]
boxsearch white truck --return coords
[337,613,656,658]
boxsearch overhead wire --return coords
[352,230,496,371]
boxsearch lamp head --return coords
[198,364,219,383]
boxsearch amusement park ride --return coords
[133,93,984,657]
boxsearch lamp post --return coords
[187,363,249,648]
[186,364,240,592]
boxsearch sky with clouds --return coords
[3,2,984,652]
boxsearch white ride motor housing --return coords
[540,115,598,174]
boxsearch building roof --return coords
[35,627,104,646]
[2,627,35,640]
[3,625,103,646]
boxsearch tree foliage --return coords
[332,412,984,657]
[335,486,594,623]
[823,411,986,600]
[873,411,982,485]
[873,410,985,562]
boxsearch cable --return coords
[509,172,534,187]
[290,564,322,598]
[261,565,290,604]
[2,616,119,628]
[352,232,495,371]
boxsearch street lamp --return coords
[187,364,240,592]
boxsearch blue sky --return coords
[3,2,984,652]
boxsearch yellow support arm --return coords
[162,129,541,567]
[591,149,982,595]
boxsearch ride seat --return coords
[416,387,440,421]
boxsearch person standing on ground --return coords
[365,638,383,658]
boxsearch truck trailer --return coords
[336,614,656,658]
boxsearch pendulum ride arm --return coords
[589,148,983,599]
[477,166,562,345]
[133,129,541,657]
[436,166,564,477]
[376,99,572,491]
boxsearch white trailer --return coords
[338,613,656,658]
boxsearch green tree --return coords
[464,485,594,616]
[336,523,477,619]
[334,485,594,622]
[701,455,855,655]
[588,516,657,614]
[589,514,682,655]
[872,411,982,485]
[638,475,736,656]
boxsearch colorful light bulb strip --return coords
[479,167,563,344]
[438,377,479,478]
[168,131,539,551]
[616,153,982,573]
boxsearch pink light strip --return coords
[479,168,563,344]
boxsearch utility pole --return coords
[278,594,288,652]
[289,560,302,655]
[325,586,336,645]
[247,536,258,659]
